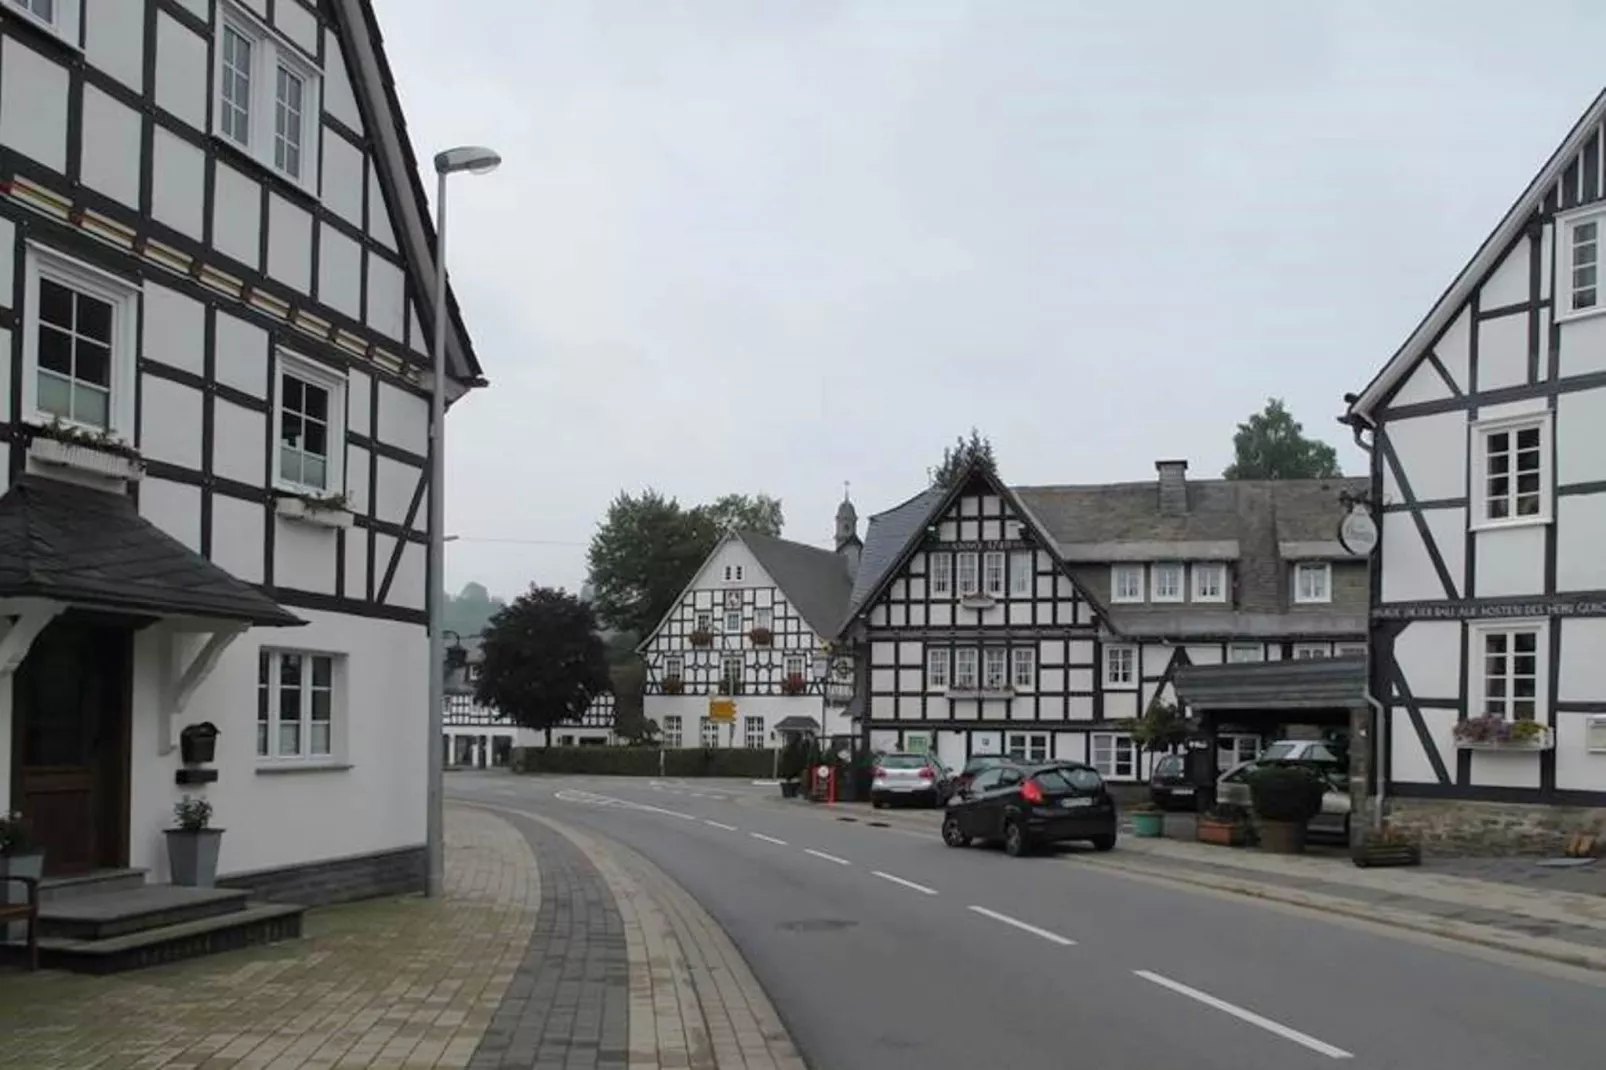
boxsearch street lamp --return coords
[426,144,500,900]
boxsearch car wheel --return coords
[872,798,887,809]
[941,815,970,848]
[1003,820,1029,857]
[1090,833,1117,852]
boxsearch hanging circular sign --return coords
[1338,507,1379,557]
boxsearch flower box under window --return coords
[943,687,1015,700]
[687,630,714,648]
[1453,715,1553,751]
[27,428,144,482]
[959,593,997,610]
[780,673,808,696]
[749,627,774,647]
[274,493,354,529]
[661,676,685,695]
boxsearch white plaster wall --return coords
[274,517,338,593]
[210,497,265,584]
[322,131,365,226]
[317,225,362,318]
[1556,388,1606,485]
[1557,619,1606,703]
[1555,714,1606,792]
[1473,313,1528,393]
[268,194,314,294]
[1381,507,1455,603]
[139,477,202,552]
[1479,235,1530,309]
[1389,360,1456,408]
[374,456,419,526]
[140,378,205,469]
[1434,306,1472,393]
[1557,494,1606,593]
[213,163,262,270]
[1389,706,1454,785]
[0,36,69,173]
[367,255,406,342]
[377,381,428,456]
[1472,526,1546,597]
[1558,306,1606,377]
[143,281,205,375]
[391,542,426,610]
[85,0,146,90]
[151,127,206,239]
[127,611,428,880]
[214,310,270,396]
[1383,411,1466,503]
[153,11,207,131]
[323,37,365,134]
[1393,621,1461,701]
[212,400,265,485]
[1469,751,1541,789]
[274,0,320,56]
[344,444,371,513]
[79,86,141,207]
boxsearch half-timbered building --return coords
[444,635,617,766]
[837,460,1368,783]
[1345,87,1606,853]
[639,500,860,749]
[0,0,482,903]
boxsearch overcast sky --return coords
[378,0,1606,601]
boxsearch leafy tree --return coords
[444,581,505,637]
[931,427,998,487]
[698,493,784,537]
[474,585,610,741]
[1223,398,1341,480]
[608,660,655,744]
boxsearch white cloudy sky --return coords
[377,0,1606,600]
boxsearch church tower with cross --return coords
[835,482,862,579]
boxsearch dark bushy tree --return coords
[932,427,997,487]
[1223,398,1341,480]
[475,586,610,738]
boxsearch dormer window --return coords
[1193,562,1226,602]
[1293,562,1331,604]
[1111,564,1144,603]
[1150,562,1184,603]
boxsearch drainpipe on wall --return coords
[1366,690,1386,831]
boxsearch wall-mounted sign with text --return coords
[1337,506,1379,558]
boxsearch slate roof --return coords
[842,486,946,627]
[737,530,855,639]
[0,476,303,626]
[1172,656,1369,711]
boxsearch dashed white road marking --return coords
[750,832,789,846]
[872,871,938,895]
[703,820,738,831]
[1133,970,1353,1060]
[804,848,851,865]
[967,905,1076,946]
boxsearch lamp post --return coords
[426,144,500,900]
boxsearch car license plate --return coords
[1172,787,1195,795]
[1060,797,1094,808]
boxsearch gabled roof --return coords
[335,0,484,392]
[737,531,854,638]
[0,476,303,626]
[1348,87,1606,422]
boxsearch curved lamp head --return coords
[434,145,502,176]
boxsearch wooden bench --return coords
[0,874,40,971]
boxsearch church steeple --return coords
[835,482,862,580]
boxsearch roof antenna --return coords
[843,480,851,502]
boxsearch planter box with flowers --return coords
[1196,804,1253,847]
[1453,714,1553,752]
[688,630,714,648]
[274,491,354,530]
[661,676,685,695]
[943,686,1015,701]
[780,673,808,696]
[26,421,144,481]
[748,627,773,647]
[959,593,997,610]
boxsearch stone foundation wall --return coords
[1385,798,1606,856]
[220,845,427,906]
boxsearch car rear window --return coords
[1033,767,1104,793]
[879,755,926,769]
[1155,756,1183,775]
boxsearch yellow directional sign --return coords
[708,697,736,722]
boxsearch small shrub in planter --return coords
[662,675,685,695]
[780,673,807,696]
[1129,801,1165,837]
[748,627,774,646]
[688,630,714,648]
[1196,803,1253,847]
[1246,764,1325,854]
[166,795,224,887]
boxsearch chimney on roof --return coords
[1156,459,1189,516]
[835,484,862,579]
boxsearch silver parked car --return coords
[870,752,951,808]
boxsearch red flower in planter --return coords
[780,673,807,696]
[662,676,685,695]
[748,627,774,646]
[687,630,713,648]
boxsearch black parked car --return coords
[1149,753,1200,811]
[941,761,1117,857]
[948,753,1019,796]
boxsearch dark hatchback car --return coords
[1149,754,1200,811]
[948,753,1019,795]
[941,762,1117,856]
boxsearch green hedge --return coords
[511,746,778,778]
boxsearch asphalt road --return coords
[448,772,1605,1070]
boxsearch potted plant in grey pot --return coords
[166,796,224,887]
[0,811,42,942]
[1246,764,1325,854]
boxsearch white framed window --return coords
[662,715,683,748]
[784,654,806,678]
[257,649,341,762]
[723,610,742,633]
[274,351,346,495]
[926,648,950,689]
[744,716,765,749]
[1472,620,1545,720]
[1006,733,1049,762]
[1336,643,1367,657]
[1150,562,1184,603]
[983,551,1006,597]
[954,648,979,690]
[983,648,1008,690]
[1293,643,1329,660]
[700,717,720,747]
[754,607,773,631]
[1111,564,1144,603]
[1293,562,1331,604]
[929,553,953,596]
[213,2,322,191]
[1557,206,1606,320]
[1011,647,1035,689]
[1228,643,1264,663]
[663,656,683,681]
[1104,644,1136,687]
[693,611,712,633]
[6,0,79,45]
[957,553,980,595]
[1192,562,1226,603]
[1009,551,1033,596]
[720,655,743,693]
[21,243,139,440]
[1472,414,1551,528]
[1218,733,1260,770]
[1091,733,1136,779]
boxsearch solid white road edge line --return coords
[703,820,738,831]
[966,905,1077,946]
[872,871,938,895]
[751,832,789,845]
[1133,970,1354,1060]
[805,849,851,865]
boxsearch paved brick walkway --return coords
[0,805,804,1069]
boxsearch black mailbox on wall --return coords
[176,723,221,785]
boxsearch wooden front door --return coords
[11,616,132,877]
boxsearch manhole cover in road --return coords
[777,918,859,933]
[868,821,889,828]
[837,816,858,823]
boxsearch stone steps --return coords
[29,903,305,975]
